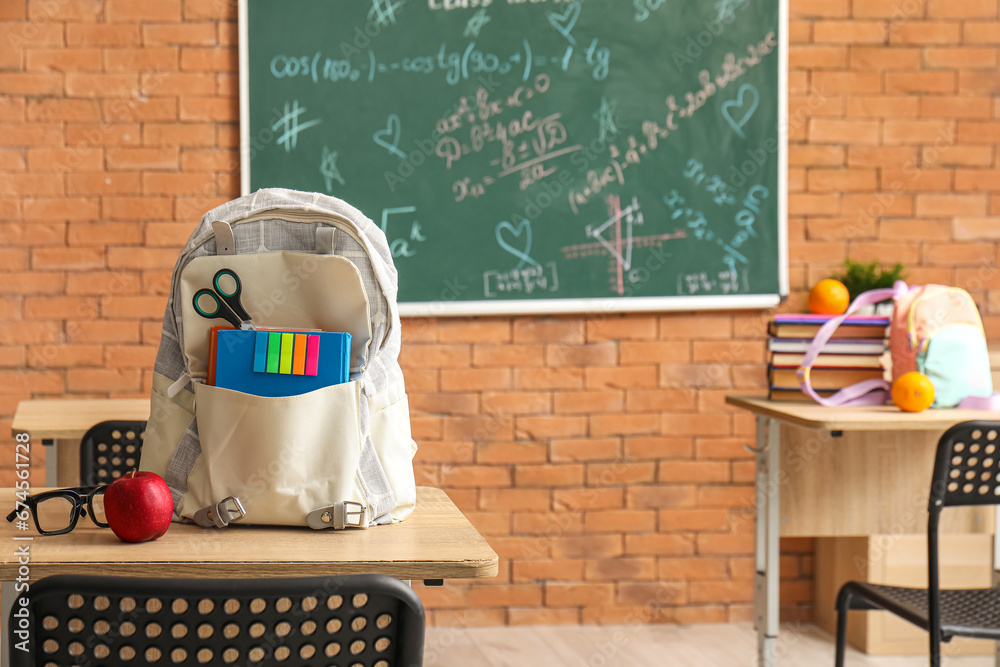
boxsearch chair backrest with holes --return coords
[79,421,147,486]
[9,573,424,667]
[929,421,1000,510]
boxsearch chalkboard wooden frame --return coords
[238,0,789,316]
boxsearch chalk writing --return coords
[369,0,404,25]
[373,114,407,158]
[270,35,612,87]
[484,262,559,298]
[721,83,759,139]
[463,7,491,36]
[566,31,776,212]
[678,269,744,295]
[547,2,580,45]
[495,219,536,269]
[593,96,619,143]
[682,159,735,206]
[663,189,748,268]
[381,206,426,258]
[632,0,665,22]
[271,100,321,153]
[320,146,345,189]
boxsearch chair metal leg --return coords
[835,588,850,667]
[929,632,940,667]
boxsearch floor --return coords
[425,622,995,666]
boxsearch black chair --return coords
[835,420,1000,666]
[78,420,146,486]
[9,573,424,666]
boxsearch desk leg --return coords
[754,417,780,667]
[994,508,999,667]
[42,439,57,488]
[2,581,13,667]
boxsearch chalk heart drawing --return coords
[547,1,580,44]
[495,220,537,270]
[373,114,405,158]
[721,83,760,139]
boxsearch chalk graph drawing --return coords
[562,194,686,297]
[271,100,322,153]
[721,83,759,139]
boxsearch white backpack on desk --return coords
[139,189,417,529]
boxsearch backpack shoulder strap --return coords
[797,283,908,406]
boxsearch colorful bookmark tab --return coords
[266,331,281,373]
[293,334,307,375]
[253,331,268,373]
[279,332,294,374]
[305,334,320,376]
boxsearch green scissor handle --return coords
[192,269,253,329]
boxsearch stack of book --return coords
[767,313,890,402]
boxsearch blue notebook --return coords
[214,329,351,397]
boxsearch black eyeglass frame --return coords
[5,486,109,535]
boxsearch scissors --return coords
[192,268,255,330]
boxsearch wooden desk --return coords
[11,398,150,486]
[0,486,497,667]
[726,394,1000,666]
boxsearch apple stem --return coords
[128,469,137,478]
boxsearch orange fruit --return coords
[892,372,935,413]
[808,279,850,315]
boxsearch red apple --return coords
[104,471,173,543]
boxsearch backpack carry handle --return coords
[797,280,910,407]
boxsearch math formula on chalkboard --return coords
[241,0,787,314]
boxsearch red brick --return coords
[67,23,140,46]
[179,97,236,122]
[788,45,848,69]
[143,23,217,46]
[104,197,174,221]
[811,71,880,94]
[845,96,919,118]
[66,123,142,146]
[885,71,956,94]
[850,46,921,69]
[26,48,101,71]
[915,194,987,217]
[437,319,510,343]
[926,0,996,17]
[585,462,656,485]
[585,557,657,581]
[143,123,216,147]
[0,73,61,95]
[440,465,511,488]
[965,22,1000,43]
[481,391,550,414]
[515,464,584,487]
[545,342,617,367]
[925,47,997,69]
[66,320,140,343]
[920,97,992,119]
[24,198,101,221]
[586,315,656,341]
[625,485,696,509]
[813,21,885,43]
[583,510,656,533]
[890,21,962,44]
[104,98,179,122]
[511,560,584,582]
[552,390,622,414]
[514,367,583,390]
[959,71,1000,94]
[73,221,142,246]
[549,438,620,462]
[809,119,880,144]
[516,415,586,439]
[544,583,614,607]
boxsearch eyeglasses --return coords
[5,486,108,536]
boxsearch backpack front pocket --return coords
[179,381,367,526]
[917,323,993,408]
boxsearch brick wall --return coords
[1,0,998,627]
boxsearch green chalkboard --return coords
[240,0,787,314]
